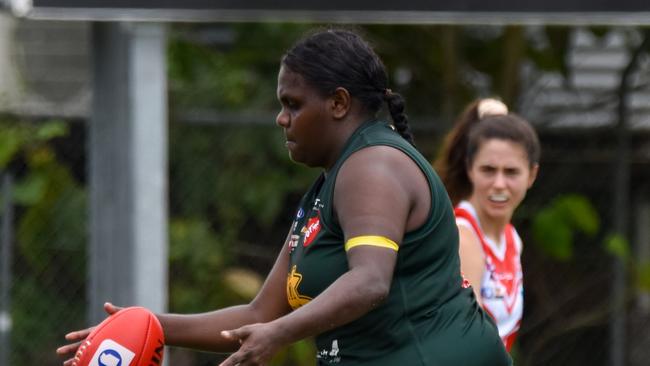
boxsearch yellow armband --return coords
[344,235,399,252]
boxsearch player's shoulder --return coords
[458,223,481,247]
[338,145,419,182]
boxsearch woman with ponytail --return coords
[58,29,510,366]
[435,98,540,352]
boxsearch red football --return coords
[72,307,165,366]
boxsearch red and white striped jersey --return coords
[455,201,523,352]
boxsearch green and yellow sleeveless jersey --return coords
[286,120,511,366]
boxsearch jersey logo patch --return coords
[302,215,321,247]
[317,339,341,364]
[484,258,522,314]
[287,265,312,309]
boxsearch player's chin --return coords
[487,206,514,221]
[288,151,310,166]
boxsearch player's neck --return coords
[474,209,509,246]
[481,222,506,246]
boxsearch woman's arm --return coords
[158,235,293,352]
[57,233,293,365]
[457,225,485,304]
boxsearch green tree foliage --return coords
[168,23,312,111]
[604,233,631,261]
[638,261,650,292]
[364,25,572,127]
[531,193,643,282]
[524,193,650,366]
[532,194,599,260]
[0,118,86,365]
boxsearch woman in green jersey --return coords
[58,28,510,366]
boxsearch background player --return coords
[435,98,540,351]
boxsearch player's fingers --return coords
[218,352,245,366]
[63,356,81,366]
[64,327,93,340]
[62,352,83,366]
[56,340,83,355]
[63,328,92,341]
[221,326,249,343]
[104,302,123,314]
[221,329,235,340]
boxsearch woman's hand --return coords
[56,302,123,366]
[218,322,286,366]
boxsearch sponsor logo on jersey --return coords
[288,221,300,253]
[484,255,523,314]
[89,339,135,366]
[312,198,324,211]
[286,265,312,309]
[288,234,300,253]
[317,339,341,363]
[296,207,304,219]
[481,286,495,299]
[302,215,321,247]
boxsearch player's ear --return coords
[329,87,351,119]
[527,163,539,188]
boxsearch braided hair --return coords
[282,28,415,146]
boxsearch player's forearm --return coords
[157,304,258,352]
[269,267,390,345]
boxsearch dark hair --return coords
[282,28,415,145]
[434,99,541,206]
